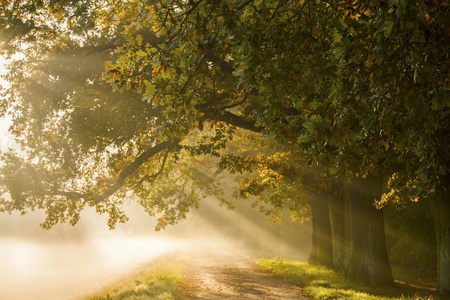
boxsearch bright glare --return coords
[0,236,181,300]
[0,204,186,300]
[0,198,311,300]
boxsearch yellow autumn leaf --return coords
[364,56,373,69]
[350,13,360,20]
[375,55,383,65]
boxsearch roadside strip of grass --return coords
[257,259,435,300]
[78,253,186,300]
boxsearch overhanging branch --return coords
[89,110,261,204]
[138,149,170,184]
[48,112,259,205]
[202,108,262,133]
[94,140,179,204]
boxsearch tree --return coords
[0,0,257,230]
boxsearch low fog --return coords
[0,178,312,300]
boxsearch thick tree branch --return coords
[39,112,260,205]
[92,111,259,204]
[138,149,170,184]
[94,140,179,204]
[89,107,261,204]
[221,93,249,109]
[202,108,262,133]
[235,0,254,11]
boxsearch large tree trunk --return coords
[346,174,394,286]
[309,193,334,269]
[432,174,450,300]
[329,179,348,272]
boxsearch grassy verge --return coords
[257,259,435,300]
[79,254,186,300]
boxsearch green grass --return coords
[257,259,435,300]
[391,265,436,290]
[77,253,436,300]
[79,255,186,300]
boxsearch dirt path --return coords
[179,251,311,299]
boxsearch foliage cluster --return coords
[0,0,448,231]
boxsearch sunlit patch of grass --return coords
[257,259,434,300]
[80,255,185,300]
[391,265,436,290]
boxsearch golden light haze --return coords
[0,190,311,299]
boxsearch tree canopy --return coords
[1,0,450,296]
[0,0,448,227]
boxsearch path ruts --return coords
[179,251,311,299]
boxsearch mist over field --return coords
[0,191,311,300]
[0,204,173,299]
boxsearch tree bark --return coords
[309,199,318,265]
[94,140,179,203]
[329,179,348,272]
[308,193,334,269]
[346,174,394,286]
[432,174,450,300]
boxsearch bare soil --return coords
[179,250,311,299]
